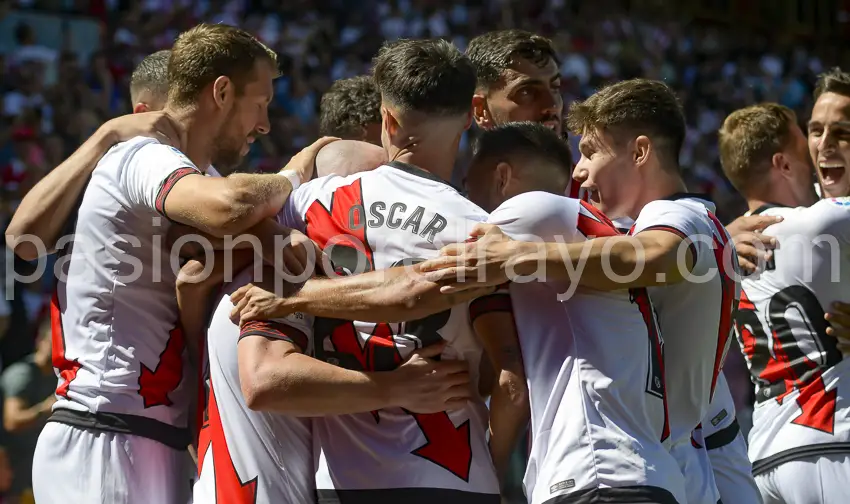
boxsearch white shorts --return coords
[670,434,720,504]
[32,422,194,504]
[756,453,850,504]
[706,431,761,504]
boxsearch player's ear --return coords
[212,76,233,109]
[471,94,492,130]
[495,161,512,195]
[772,152,792,178]
[633,135,651,167]
[383,106,399,139]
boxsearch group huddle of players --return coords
[4,21,850,504]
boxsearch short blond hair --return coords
[168,23,278,107]
[718,103,796,194]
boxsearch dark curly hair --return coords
[319,75,382,139]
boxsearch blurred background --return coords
[0,0,849,502]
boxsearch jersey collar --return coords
[748,202,789,216]
[387,160,462,193]
[663,192,714,203]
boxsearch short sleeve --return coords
[630,200,701,239]
[489,191,619,242]
[468,284,512,324]
[822,197,850,244]
[0,363,34,399]
[239,311,315,354]
[121,141,200,218]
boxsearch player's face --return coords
[211,61,274,171]
[808,91,850,198]
[783,121,819,206]
[575,128,640,219]
[479,57,563,136]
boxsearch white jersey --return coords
[278,161,500,502]
[193,269,314,504]
[630,195,739,504]
[489,192,684,504]
[736,198,850,476]
[630,195,740,442]
[50,136,200,449]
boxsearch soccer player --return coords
[719,103,850,504]
[318,75,382,145]
[24,24,309,504]
[231,38,506,503]
[465,30,587,202]
[464,122,686,503]
[423,79,742,504]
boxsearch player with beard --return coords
[422,79,742,504]
[719,103,850,504]
[21,24,314,504]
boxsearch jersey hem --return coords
[317,488,500,504]
[48,407,190,450]
[541,485,679,504]
[752,442,850,476]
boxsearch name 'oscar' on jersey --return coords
[278,161,500,501]
[488,192,685,504]
[736,198,850,476]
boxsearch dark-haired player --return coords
[424,79,742,504]
[464,121,686,504]
[318,75,382,145]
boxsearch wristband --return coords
[279,169,302,190]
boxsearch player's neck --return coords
[632,168,688,219]
[163,105,211,172]
[746,185,808,212]
[387,144,457,185]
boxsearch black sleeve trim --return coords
[639,224,697,264]
[469,293,512,324]
[154,167,200,220]
[705,418,740,450]
[239,320,309,352]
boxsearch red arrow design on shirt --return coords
[198,381,258,504]
[139,326,185,408]
[791,373,837,434]
[411,412,472,481]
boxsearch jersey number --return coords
[138,326,186,408]
[736,285,841,433]
[313,257,473,482]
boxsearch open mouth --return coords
[819,162,846,187]
[541,119,560,131]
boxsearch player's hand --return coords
[826,301,850,356]
[102,111,186,150]
[391,342,471,414]
[230,282,290,325]
[39,396,57,415]
[419,224,524,293]
[726,214,782,274]
[280,136,340,184]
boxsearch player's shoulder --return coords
[109,136,199,173]
[490,191,582,240]
[636,194,717,234]
[767,199,850,235]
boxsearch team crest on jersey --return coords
[828,197,850,207]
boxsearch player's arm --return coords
[422,225,695,292]
[238,314,469,417]
[470,291,529,480]
[161,137,337,238]
[5,112,184,260]
[229,263,496,324]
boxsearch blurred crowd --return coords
[0,0,846,501]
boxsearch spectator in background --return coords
[318,75,382,144]
[0,322,55,503]
[0,446,13,504]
